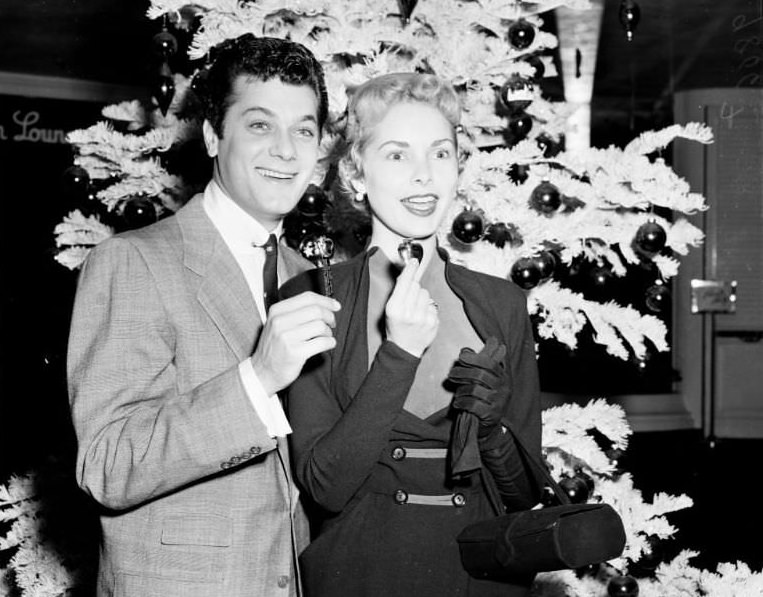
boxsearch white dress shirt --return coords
[203,180,292,437]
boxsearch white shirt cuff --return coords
[238,360,292,437]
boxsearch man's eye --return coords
[249,121,270,131]
[295,127,317,138]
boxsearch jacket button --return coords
[394,489,409,505]
[452,493,466,507]
[220,462,230,470]
[277,575,289,588]
[391,446,406,461]
[250,446,261,456]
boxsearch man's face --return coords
[203,76,321,230]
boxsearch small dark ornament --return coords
[535,250,557,279]
[635,219,667,254]
[635,536,664,573]
[191,67,209,98]
[507,113,533,141]
[574,466,595,493]
[451,209,484,244]
[510,257,542,290]
[619,0,641,42]
[396,0,419,25]
[297,185,329,218]
[283,212,325,250]
[524,54,545,80]
[529,181,561,214]
[485,222,523,249]
[590,263,614,288]
[607,574,639,597]
[536,133,562,158]
[508,163,530,184]
[123,197,158,229]
[645,283,670,313]
[62,165,90,198]
[559,475,590,504]
[152,30,178,59]
[507,19,536,50]
[153,74,176,116]
[499,75,534,114]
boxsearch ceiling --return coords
[1,0,760,145]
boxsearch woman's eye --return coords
[434,148,452,159]
[387,152,404,161]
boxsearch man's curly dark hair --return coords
[202,34,328,138]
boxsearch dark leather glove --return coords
[448,336,510,447]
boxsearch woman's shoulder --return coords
[447,259,527,306]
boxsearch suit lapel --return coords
[178,195,263,361]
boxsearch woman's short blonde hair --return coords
[340,72,461,185]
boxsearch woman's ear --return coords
[202,120,219,158]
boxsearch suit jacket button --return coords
[277,575,289,588]
[394,489,408,505]
[391,446,406,461]
[220,462,230,470]
[230,456,241,464]
[250,446,261,455]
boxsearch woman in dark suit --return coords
[283,72,544,596]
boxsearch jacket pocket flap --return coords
[161,514,232,547]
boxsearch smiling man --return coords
[67,35,340,597]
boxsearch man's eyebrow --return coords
[241,106,318,124]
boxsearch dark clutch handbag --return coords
[456,422,626,579]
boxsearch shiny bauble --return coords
[123,197,158,229]
[153,74,176,116]
[61,165,90,198]
[619,0,641,41]
[499,76,534,114]
[191,67,209,98]
[507,19,536,50]
[536,250,557,279]
[451,209,484,244]
[559,475,590,504]
[645,283,671,313]
[540,485,558,507]
[529,181,561,214]
[574,466,595,493]
[152,30,178,59]
[297,185,329,218]
[283,212,325,250]
[536,133,562,158]
[607,574,639,596]
[510,257,542,290]
[635,220,667,254]
[590,263,614,288]
[507,113,533,142]
[524,55,546,80]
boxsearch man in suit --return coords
[67,35,340,596]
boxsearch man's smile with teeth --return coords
[257,167,296,180]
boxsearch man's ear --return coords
[202,120,219,158]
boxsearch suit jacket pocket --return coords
[116,571,222,597]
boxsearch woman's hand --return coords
[384,259,439,358]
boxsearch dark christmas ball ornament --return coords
[191,67,209,98]
[507,113,533,141]
[62,165,90,197]
[524,55,545,80]
[559,475,590,504]
[123,197,158,229]
[645,283,670,313]
[619,0,641,42]
[536,133,562,158]
[535,250,557,279]
[297,185,329,218]
[574,466,595,493]
[510,257,542,290]
[152,30,179,59]
[283,211,325,250]
[499,76,534,114]
[636,536,665,572]
[540,485,558,507]
[507,19,536,50]
[508,163,530,184]
[529,181,561,214]
[635,219,667,254]
[590,263,614,288]
[451,208,484,244]
[607,575,639,597]
[485,222,523,249]
[153,75,176,116]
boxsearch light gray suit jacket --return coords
[68,194,312,597]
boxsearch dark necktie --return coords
[261,234,279,313]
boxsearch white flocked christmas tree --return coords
[4,1,761,595]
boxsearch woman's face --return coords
[358,101,459,244]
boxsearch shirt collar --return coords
[203,180,283,253]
